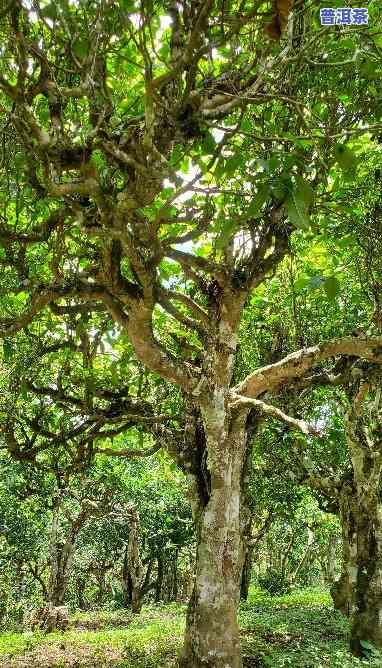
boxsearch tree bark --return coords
[179,402,248,668]
[349,496,382,655]
[47,496,94,610]
[76,576,86,610]
[332,484,382,654]
[240,540,254,601]
[48,497,70,607]
[163,549,179,602]
[331,482,357,617]
[28,561,49,601]
[122,546,132,608]
[320,534,337,586]
[155,551,164,603]
[339,384,382,656]
[172,549,179,601]
[122,506,144,613]
[96,570,107,606]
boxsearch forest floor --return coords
[0,588,380,668]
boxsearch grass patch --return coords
[0,605,185,667]
[0,590,380,666]
[240,586,380,667]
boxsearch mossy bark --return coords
[349,499,382,656]
[342,388,382,656]
[331,476,382,656]
[179,400,248,668]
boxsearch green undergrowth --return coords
[239,586,380,667]
[0,590,381,667]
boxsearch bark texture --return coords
[122,506,146,613]
[350,499,382,655]
[240,540,254,601]
[48,496,98,613]
[342,377,382,656]
[31,605,69,633]
[331,482,357,617]
[179,402,248,668]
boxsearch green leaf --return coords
[216,219,236,249]
[73,38,90,60]
[294,176,314,207]
[324,276,340,300]
[120,0,136,9]
[2,340,13,361]
[271,176,290,201]
[285,177,314,230]
[158,44,170,60]
[360,640,374,650]
[201,132,216,155]
[309,275,325,290]
[286,192,310,230]
[246,184,269,218]
[335,144,356,172]
[20,383,28,400]
[214,158,226,179]
[41,3,57,20]
[294,276,310,291]
[224,156,242,177]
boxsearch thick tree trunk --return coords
[49,569,67,607]
[349,498,382,655]
[179,402,248,668]
[340,394,382,657]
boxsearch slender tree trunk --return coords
[179,402,248,668]
[47,496,94,611]
[280,532,295,580]
[48,498,71,607]
[140,559,154,598]
[15,560,26,602]
[327,535,337,584]
[291,544,314,584]
[76,576,86,610]
[96,570,107,606]
[122,546,133,608]
[155,551,164,603]
[164,549,179,602]
[320,534,337,585]
[240,540,254,601]
[172,549,179,601]
[121,506,144,613]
